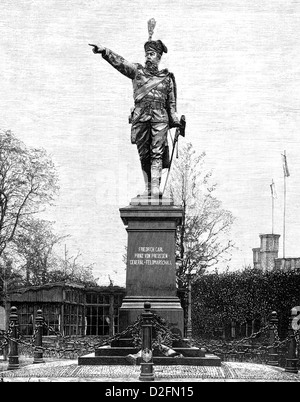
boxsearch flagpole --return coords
[270,179,276,235]
[282,150,288,259]
[283,171,286,258]
[272,189,274,235]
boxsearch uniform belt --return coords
[135,100,166,109]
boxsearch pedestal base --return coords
[130,195,174,207]
[119,296,184,337]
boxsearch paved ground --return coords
[0,357,300,382]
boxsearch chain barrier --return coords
[0,317,281,361]
[30,325,40,346]
[194,324,263,363]
[0,329,9,350]
[192,324,300,367]
[1,320,98,358]
[193,323,270,353]
[18,311,185,357]
[43,322,63,338]
[1,310,299,365]
[16,317,147,358]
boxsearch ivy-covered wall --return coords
[192,269,300,339]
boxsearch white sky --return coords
[1,0,300,286]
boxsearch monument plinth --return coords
[119,197,184,337]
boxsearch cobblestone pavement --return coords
[1,358,300,382]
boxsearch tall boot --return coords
[151,159,162,198]
[142,169,151,196]
[138,163,151,197]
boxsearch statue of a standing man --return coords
[89,19,181,198]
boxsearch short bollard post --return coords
[139,301,155,381]
[285,307,298,374]
[33,309,45,364]
[7,306,20,370]
[267,311,279,366]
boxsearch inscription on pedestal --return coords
[129,246,172,267]
[126,231,176,296]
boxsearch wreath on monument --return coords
[130,312,181,349]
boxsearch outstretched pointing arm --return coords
[89,44,137,79]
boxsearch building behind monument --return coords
[5,282,125,337]
[252,233,300,271]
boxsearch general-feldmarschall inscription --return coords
[129,246,172,266]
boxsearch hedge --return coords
[192,268,300,339]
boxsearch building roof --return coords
[8,281,85,295]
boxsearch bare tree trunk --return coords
[26,261,30,285]
[3,274,9,360]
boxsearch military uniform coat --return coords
[101,48,179,168]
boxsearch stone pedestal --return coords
[119,196,184,337]
[78,196,221,367]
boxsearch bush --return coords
[192,268,300,339]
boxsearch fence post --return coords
[285,307,298,374]
[33,309,45,364]
[7,306,19,371]
[267,311,279,366]
[139,301,154,382]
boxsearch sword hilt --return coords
[174,115,186,141]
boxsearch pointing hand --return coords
[88,44,105,54]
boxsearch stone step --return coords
[78,353,221,367]
[95,346,205,358]
[152,355,221,366]
[111,338,135,347]
[78,354,132,366]
[95,347,139,356]
[111,337,192,347]
[173,347,205,357]
[111,337,193,348]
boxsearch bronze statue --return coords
[89,19,181,198]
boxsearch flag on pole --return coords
[282,151,290,177]
[270,179,277,199]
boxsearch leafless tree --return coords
[13,218,67,285]
[166,142,235,288]
[48,246,98,286]
[0,129,59,257]
[12,219,98,286]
